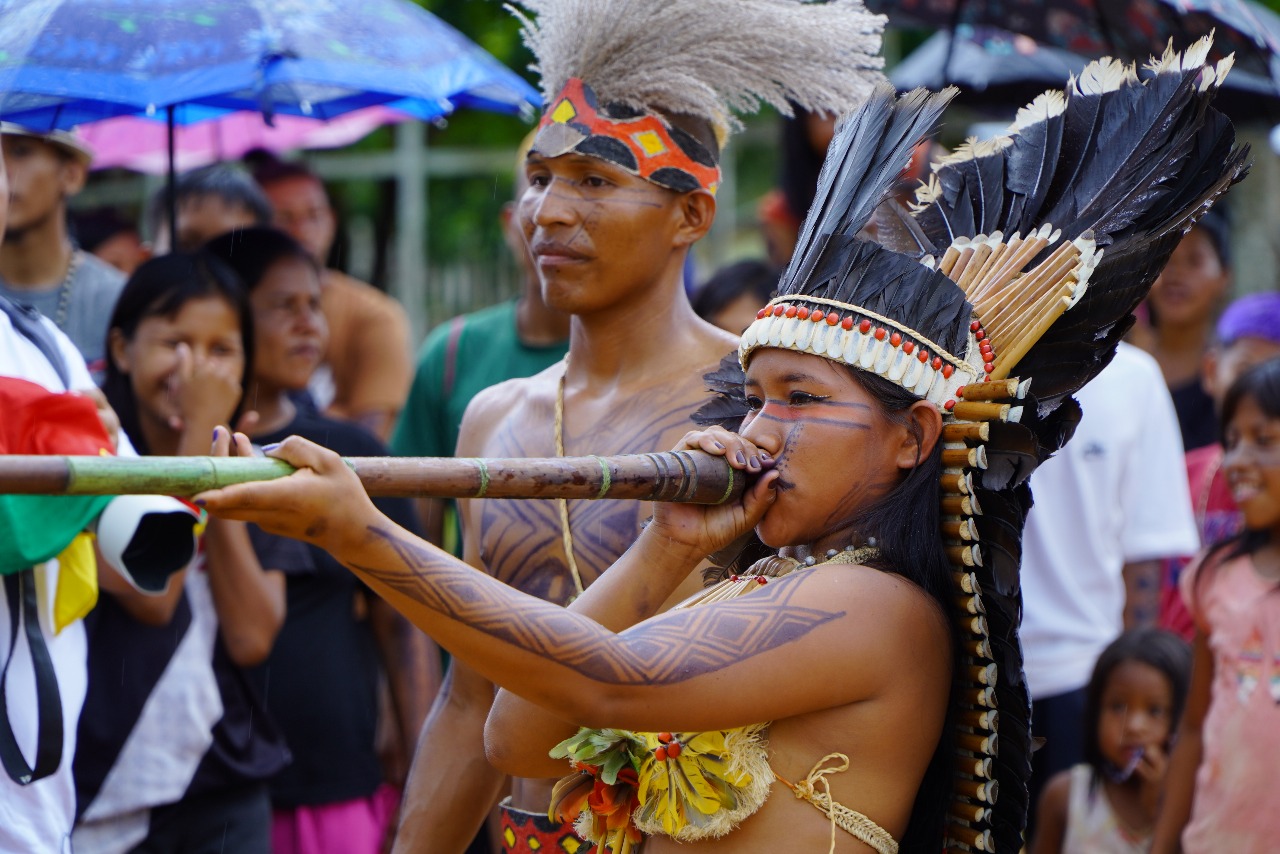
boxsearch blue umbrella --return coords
[0,0,539,129]
[0,0,539,242]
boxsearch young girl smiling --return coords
[1154,358,1280,852]
[76,253,287,854]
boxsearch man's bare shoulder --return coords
[661,321,739,404]
[323,269,408,324]
[457,363,562,456]
[690,321,740,361]
[464,363,561,420]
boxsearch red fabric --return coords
[0,376,111,455]
[500,799,595,854]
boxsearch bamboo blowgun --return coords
[0,450,745,505]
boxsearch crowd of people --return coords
[3,2,1280,854]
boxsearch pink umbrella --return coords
[79,105,411,173]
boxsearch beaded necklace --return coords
[51,247,82,332]
[682,543,881,607]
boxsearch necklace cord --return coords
[555,359,587,597]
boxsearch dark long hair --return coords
[842,367,957,854]
[101,252,253,455]
[692,261,779,323]
[202,226,319,293]
[1082,628,1192,781]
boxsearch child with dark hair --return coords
[76,252,288,854]
[691,260,780,334]
[1153,357,1280,852]
[1161,292,1280,639]
[202,227,435,854]
[1033,628,1191,854]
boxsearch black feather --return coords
[933,141,1008,236]
[872,197,937,258]
[1004,94,1066,234]
[783,84,955,294]
[783,239,974,357]
[979,422,1042,491]
[692,353,748,430]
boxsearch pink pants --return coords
[271,785,399,854]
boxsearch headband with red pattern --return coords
[531,78,721,195]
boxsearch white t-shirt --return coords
[0,307,99,854]
[1020,343,1199,699]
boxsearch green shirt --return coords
[390,299,569,552]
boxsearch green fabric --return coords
[390,299,568,554]
[0,494,112,576]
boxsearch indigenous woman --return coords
[197,39,1246,854]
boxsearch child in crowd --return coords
[1161,292,1280,640]
[202,227,435,854]
[690,259,780,334]
[1152,357,1280,853]
[75,253,288,853]
[1032,628,1192,854]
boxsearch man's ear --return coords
[60,158,88,198]
[896,399,944,470]
[673,189,716,248]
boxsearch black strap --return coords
[0,570,64,785]
[0,294,71,389]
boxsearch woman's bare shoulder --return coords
[789,562,953,666]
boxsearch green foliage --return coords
[415,0,535,150]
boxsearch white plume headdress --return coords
[509,0,887,138]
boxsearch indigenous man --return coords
[391,141,570,555]
[391,2,886,851]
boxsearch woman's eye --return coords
[582,175,610,189]
[789,391,825,405]
[528,174,550,188]
[745,396,763,412]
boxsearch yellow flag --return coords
[53,533,98,634]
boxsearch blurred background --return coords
[66,0,1280,343]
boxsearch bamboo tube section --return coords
[0,450,745,504]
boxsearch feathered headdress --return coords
[508,0,885,193]
[735,37,1248,852]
